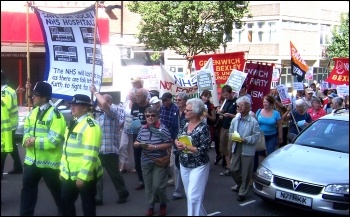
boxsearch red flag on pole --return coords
[325,58,349,85]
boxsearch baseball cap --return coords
[149,96,160,104]
[305,88,313,94]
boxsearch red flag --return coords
[290,41,309,82]
[325,58,349,85]
[245,62,274,113]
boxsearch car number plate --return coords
[275,190,312,207]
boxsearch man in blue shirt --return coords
[159,92,179,141]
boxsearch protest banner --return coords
[326,57,349,85]
[305,66,313,80]
[290,41,309,82]
[244,62,274,112]
[337,85,349,97]
[33,5,103,100]
[226,69,247,93]
[272,68,280,82]
[197,69,213,92]
[276,85,292,106]
[192,52,245,85]
[293,82,305,91]
[159,58,219,106]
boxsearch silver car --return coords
[253,109,349,216]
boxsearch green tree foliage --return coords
[326,12,349,59]
[127,1,250,72]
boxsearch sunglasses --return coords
[145,114,156,118]
[184,109,193,112]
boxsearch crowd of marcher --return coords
[1,69,348,216]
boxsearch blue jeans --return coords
[265,133,278,156]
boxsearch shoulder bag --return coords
[256,109,266,151]
[144,126,171,168]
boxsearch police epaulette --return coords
[87,118,95,127]
[54,108,61,119]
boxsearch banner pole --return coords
[91,1,98,101]
[26,1,31,111]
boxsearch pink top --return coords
[307,107,327,121]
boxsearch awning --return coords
[1,12,109,44]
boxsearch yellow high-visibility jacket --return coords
[22,105,67,169]
[60,115,103,181]
[1,85,19,131]
[1,99,13,153]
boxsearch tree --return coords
[127,1,250,74]
[326,12,349,59]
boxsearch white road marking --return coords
[207,211,221,216]
[239,200,256,206]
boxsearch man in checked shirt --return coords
[89,85,129,205]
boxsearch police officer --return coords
[1,83,14,203]
[1,70,23,176]
[20,81,67,216]
[60,94,103,216]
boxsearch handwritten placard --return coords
[226,69,247,93]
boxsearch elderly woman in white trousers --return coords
[175,98,211,216]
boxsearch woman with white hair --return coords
[228,96,260,202]
[175,98,211,216]
[282,99,312,135]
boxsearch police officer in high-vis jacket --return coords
[20,81,67,216]
[1,84,13,204]
[60,94,103,216]
[1,70,23,177]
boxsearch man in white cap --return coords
[302,88,314,111]
[149,96,161,112]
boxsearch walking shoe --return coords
[219,169,231,176]
[159,204,167,216]
[117,191,129,204]
[7,169,23,175]
[214,155,223,165]
[134,184,145,190]
[231,185,240,193]
[171,196,183,201]
[145,208,154,216]
[237,195,246,202]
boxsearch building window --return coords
[320,24,331,45]
[232,21,277,43]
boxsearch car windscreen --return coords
[294,119,349,153]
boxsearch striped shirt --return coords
[136,122,172,164]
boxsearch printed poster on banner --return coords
[159,58,219,106]
[33,5,103,100]
[276,85,292,105]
